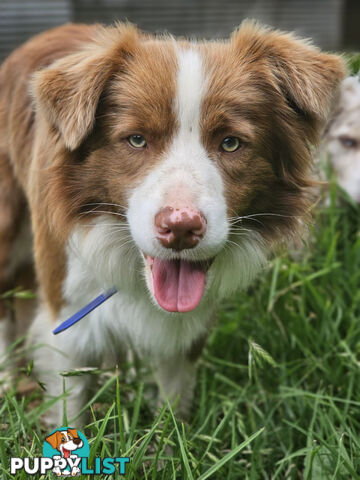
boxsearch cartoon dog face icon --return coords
[46,429,83,458]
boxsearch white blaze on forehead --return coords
[127,43,228,262]
[175,47,206,135]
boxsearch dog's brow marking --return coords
[175,47,206,136]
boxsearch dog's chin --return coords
[142,253,214,313]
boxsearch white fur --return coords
[210,232,268,298]
[155,353,197,418]
[127,47,228,265]
[0,318,12,360]
[28,306,91,425]
[60,217,215,359]
[59,432,83,454]
[325,76,360,201]
[29,46,269,425]
[29,211,267,424]
[0,316,15,388]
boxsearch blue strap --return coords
[52,288,117,335]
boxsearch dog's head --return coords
[45,428,83,457]
[32,21,345,312]
[323,75,360,201]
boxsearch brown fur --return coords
[0,152,29,329]
[0,24,100,316]
[45,428,80,451]
[0,22,345,323]
[200,22,345,241]
[26,28,179,314]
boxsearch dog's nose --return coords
[155,206,206,250]
[73,438,82,445]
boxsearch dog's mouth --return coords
[62,447,71,459]
[144,255,213,312]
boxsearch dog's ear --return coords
[68,428,78,438]
[232,21,346,188]
[232,21,346,128]
[45,431,61,450]
[32,23,139,151]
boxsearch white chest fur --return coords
[56,219,215,362]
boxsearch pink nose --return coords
[155,206,207,251]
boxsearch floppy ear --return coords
[32,23,139,151]
[68,428,78,438]
[45,431,61,450]
[233,21,346,127]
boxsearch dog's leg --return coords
[0,302,16,386]
[155,355,197,419]
[28,307,95,427]
[154,335,207,419]
[33,348,92,428]
[0,152,26,384]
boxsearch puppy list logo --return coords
[10,427,130,476]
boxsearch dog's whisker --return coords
[229,212,296,223]
[226,235,254,248]
[229,217,264,227]
[228,212,297,229]
[79,210,128,219]
[80,225,131,232]
[228,228,255,236]
[80,223,130,228]
[116,240,137,251]
[80,201,128,211]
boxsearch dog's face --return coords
[32,22,345,312]
[45,428,83,457]
[325,76,360,201]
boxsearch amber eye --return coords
[128,134,147,148]
[220,136,241,152]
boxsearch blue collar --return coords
[53,288,117,335]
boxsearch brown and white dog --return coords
[0,21,345,425]
[46,428,83,458]
[46,428,83,476]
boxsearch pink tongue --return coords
[152,259,206,312]
[63,448,70,459]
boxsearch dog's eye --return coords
[339,136,357,149]
[220,136,241,152]
[127,134,147,149]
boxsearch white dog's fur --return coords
[323,76,360,201]
[28,47,269,424]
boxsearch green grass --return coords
[345,52,360,74]
[1,181,360,479]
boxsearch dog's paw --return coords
[52,466,61,476]
[71,466,81,476]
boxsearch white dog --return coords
[323,75,360,201]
